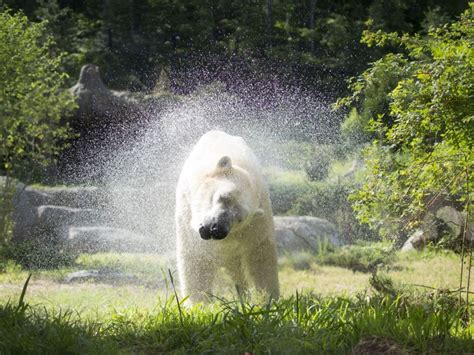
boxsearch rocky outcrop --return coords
[13,185,345,256]
[12,185,106,244]
[274,216,342,255]
[12,185,157,253]
[59,64,180,183]
[68,64,144,130]
[68,226,157,253]
[401,205,473,252]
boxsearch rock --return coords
[468,222,474,242]
[68,226,157,253]
[401,229,425,252]
[12,186,52,243]
[436,206,464,238]
[351,335,407,355]
[69,64,138,124]
[420,212,439,242]
[12,185,106,244]
[37,205,99,234]
[61,64,151,182]
[273,216,342,255]
[64,269,140,284]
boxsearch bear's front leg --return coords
[244,239,280,299]
[177,249,217,304]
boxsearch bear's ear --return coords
[255,208,265,219]
[216,156,232,172]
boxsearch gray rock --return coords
[436,206,464,238]
[38,205,99,229]
[401,229,425,252]
[12,185,107,243]
[64,269,140,284]
[273,216,342,255]
[68,64,142,130]
[420,212,439,242]
[68,226,157,253]
[12,186,52,243]
[401,207,474,252]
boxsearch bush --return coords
[0,10,76,183]
[290,178,379,242]
[336,6,474,238]
[315,241,395,273]
[267,169,312,215]
[304,146,332,181]
[268,168,379,242]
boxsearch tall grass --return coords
[1,275,472,354]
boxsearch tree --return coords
[0,9,76,241]
[336,4,474,238]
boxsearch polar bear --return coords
[175,130,279,303]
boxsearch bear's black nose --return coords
[210,223,228,240]
[199,224,211,240]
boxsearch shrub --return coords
[290,178,379,242]
[0,9,76,183]
[315,241,395,273]
[267,170,312,215]
[336,6,474,238]
[303,146,332,181]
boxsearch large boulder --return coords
[12,185,105,244]
[69,64,141,128]
[273,216,342,255]
[401,229,425,252]
[12,185,50,243]
[11,184,160,255]
[436,206,464,239]
[36,206,100,243]
[401,205,473,252]
[68,226,157,253]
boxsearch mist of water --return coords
[69,83,341,255]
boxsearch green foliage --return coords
[304,146,332,181]
[0,177,16,244]
[268,171,312,215]
[0,10,76,182]
[340,108,373,146]
[289,179,379,242]
[315,241,395,273]
[337,5,474,237]
[3,0,469,92]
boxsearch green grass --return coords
[0,248,473,353]
[1,281,472,354]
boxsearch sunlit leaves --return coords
[0,10,76,182]
[342,4,474,237]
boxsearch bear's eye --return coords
[218,194,233,205]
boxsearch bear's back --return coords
[182,130,262,178]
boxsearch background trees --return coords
[0,10,76,243]
[0,10,76,182]
[1,0,469,96]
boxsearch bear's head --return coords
[190,156,264,240]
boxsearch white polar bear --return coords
[175,130,279,303]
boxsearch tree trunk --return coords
[266,0,273,49]
[309,0,317,52]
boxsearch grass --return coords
[1,280,472,354]
[0,247,473,353]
